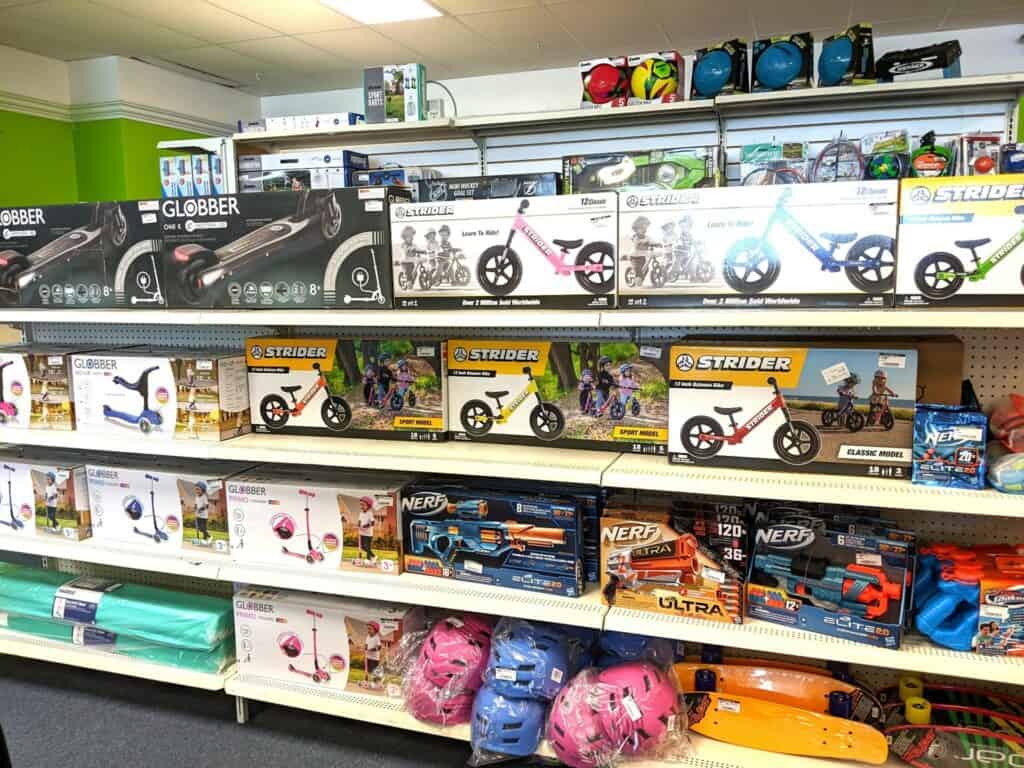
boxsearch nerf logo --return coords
[676,354,791,372]
[455,347,540,363]
[601,523,660,546]
[401,491,448,516]
[251,345,328,360]
[755,524,814,550]
[161,197,240,218]
[0,208,44,226]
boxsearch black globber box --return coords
[417,173,560,201]
[0,200,163,308]
[751,32,814,91]
[161,187,410,309]
[876,40,961,82]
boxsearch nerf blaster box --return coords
[601,492,750,624]
[748,514,912,648]
[399,481,584,597]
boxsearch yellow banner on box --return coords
[612,425,668,442]
[394,416,444,430]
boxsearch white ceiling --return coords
[0,0,1020,96]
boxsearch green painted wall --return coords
[0,108,78,206]
[120,120,207,200]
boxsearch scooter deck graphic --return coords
[27,227,102,266]
[886,724,1024,768]
[218,218,308,262]
[879,681,1024,717]
[674,662,883,726]
[684,692,889,764]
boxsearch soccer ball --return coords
[630,58,679,100]
[585,63,628,104]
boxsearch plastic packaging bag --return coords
[596,630,675,668]
[470,684,548,762]
[482,618,570,701]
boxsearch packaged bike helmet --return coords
[547,669,630,768]
[691,39,747,98]
[484,618,570,700]
[418,615,492,692]
[407,669,476,725]
[752,33,813,92]
[912,404,987,490]
[471,684,547,758]
[597,661,680,754]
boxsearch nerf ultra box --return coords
[448,339,668,453]
[601,493,749,623]
[748,515,910,648]
[0,344,92,431]
[227,465,409,576]
[400,481,584,596]
[234,587,425,698]
[246,337,446,442]
[667,343,918,477]
[896,174,1024,306]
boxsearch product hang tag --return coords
[821,361,851,386]
[52,576,122,624]
[622,694,642,721]
[72,624,118,647]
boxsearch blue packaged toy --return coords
[912,405,987,489]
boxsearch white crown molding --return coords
[0,89,72,121]
[70,99,233,136]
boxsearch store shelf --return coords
[602,307,1024,329]
[458,99,714,132]
[0,427,215,459]
[631,736,904,768]
[0,629,230,690]
[233,119,456,148]
[604,453,1023,517]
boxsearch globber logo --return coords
[755,524,815,550]
[401,491,448,517]
[161,197,240,218]
[0,208,44,226]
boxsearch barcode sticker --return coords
[821,361,851,386]
[622,695,642,721]
[494,668,516,682]
[716,698,742,713]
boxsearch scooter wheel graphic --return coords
[0,257,28,304]
[692,259,714,283]
[105,204,131,249]
[320,194,343,240]
[631,399,641,417]
[460,399,494,436]
[723,238,780,294]
[845,410,866,433]
[914,252,965,300]
[138,417,154,435]
[177,250,218,306]
[624,266,639,288]
[773,420,820,465]
[681,416,725,459]
[321,396,352,431]
[574,241,616,295]
[530,403,565,440]
[478,246,522,296]
[650,261,667,288]
[260,394,290,430]
[881,411,895,431]
[454,263,471,286]
[845,235,896,293]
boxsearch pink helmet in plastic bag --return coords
[418,616,491,691]
[406,671,476,726]
[597,661,679,755]
[547,670,625,768]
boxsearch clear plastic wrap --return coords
[471,684,548,762]
[547,662,689,768]
[482,618,571,701]
[596,630,675,668]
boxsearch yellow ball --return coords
[631,58,679,100]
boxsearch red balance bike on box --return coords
[476,199,615,297]
[259,362,351,432]
[680,376,821,465]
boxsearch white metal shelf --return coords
[602,307,1024,329]
[0,427,217,459]
[234,118,456,148]
[604,454,1023,517]
[0,628,230,690]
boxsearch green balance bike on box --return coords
[913,205,1024,299]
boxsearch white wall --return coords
[0,44,71,106]
[262,24,1024,119]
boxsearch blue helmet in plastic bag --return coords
[484,619,570,700]
[818,36,853,87]
[471,684,547,757]
[597,631,675,667]
[561,625,599,674]
[693,48,732,97]
[756,41,802,90]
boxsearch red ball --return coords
[974,155,995,174]
[586,63,627,104]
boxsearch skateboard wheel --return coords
[904,696,931,725]
[828,691,852,719]
[694,668,717,692]
[899,675,924,702]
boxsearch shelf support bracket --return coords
[236,695,250,724]
[472,132,487,175]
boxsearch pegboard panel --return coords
[46,557,232,598]
[27,322,271,349]
[961,329,1024,403]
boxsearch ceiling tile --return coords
[298,27,422,66]
[90,0,279,44]
[224,36,332,73]
[458,5,584,62]
[870,17,942,35]
[546,1,670,56]
[941,6,1024,29]
[749,0,852,38]
[381,16,524,73]
[851,0,949,23]
[433,0,537,11]
[0,13,107,59]
[951,0,1024,10]
[657,0,756,49]
[206,0,360,35]
[160,44,270,85]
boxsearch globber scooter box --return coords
[0,344,96,431]
[0,447,91,541]
[667,342,918,477]
[0,200,164,308]
[390,194,617,309]
[246,337,447,442]
[161,187,410,309]
[617,181,898,308]
[70,347,251,442]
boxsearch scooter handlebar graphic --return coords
[299,489,317,499]
[145,474,159,483]
[2,464,13,472]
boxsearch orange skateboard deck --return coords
[685,692,889,765]
[674,662,883,726]
[682,654,832,678]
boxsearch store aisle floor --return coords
[0,656,470,768]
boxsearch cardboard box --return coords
[447,339,668,452]
[159,157,177,198]
[691,40,748,98]
[161,187,408,309]
[0,449,89,541]
[264,113,363,131]
[0,451,37,540]
[246,337,446,441]
[234,587,425,697]
[751,33,814,91]
[210,155,227,195]
[617,182,898,308]
[667,342,918,477]
[238,150,369,192]
[192,154,212,196]
[400,481,584,596]
[391,194,617,309]
[563,147,719,193]
[175,155,194,196]
[417,174,561,202]
[0,345,93,431]
[895,174,1024,306]
[0,200,164,308]
[227,466,409,575]
[402,63,426,122]
[70,347,250,443]
[86,458,243,554]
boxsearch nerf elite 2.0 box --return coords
[912,405,987,490]
[447,339,668,453]
[400,482,584,596]
[70,347,250,442]
[0,200,163,308]
[246,337,446,442]
[563,148,719,193]
[417,174,561,202]
[617,182,898,308]
[748,516,910,648]
[0,344,92,431]
[390,194,617,309]
[668,343,918,477]
[601,494,749,624]
[234,587,425,698]
[160,188,410,309]
[896,174,1024,306]
[227,466,409,576]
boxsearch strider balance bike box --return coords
[667,342,918,477]
[617,181,898,308]
[246,337,447,442]
[895,174,1024,306]
[226,465,410,576]
[0,344,95,431]
[447,339,669,453]
[390,194,617,309]
[0,200,164,308]
[400,481,584,596]
[70,347,250,443]
[161,187,409,309]
[234,587,424,698]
